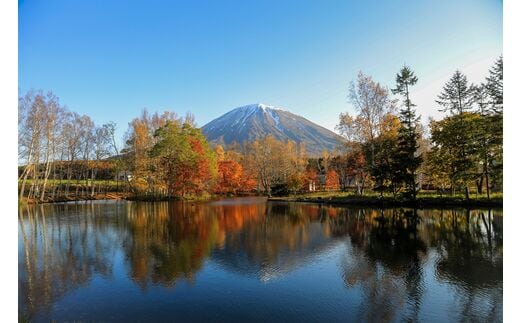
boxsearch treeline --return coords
[228,57,502,201]
[18,91,120,201]
[333,56,503,200]
[123,110,307,198]
[18,57,502,202]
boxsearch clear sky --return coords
[19,0,502,142]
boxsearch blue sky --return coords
[19,0,502,142]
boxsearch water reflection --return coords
[19,202,119,319]
[336,209,427,322]
[212,203,339,280]
[18,199,502,322]
[123,202,219,288]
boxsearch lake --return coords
[18,198,502,322]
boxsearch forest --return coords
[18,57,502,204]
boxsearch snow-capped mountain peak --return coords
[201,104,344,156]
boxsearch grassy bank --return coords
[19,192,130,204]
[268,191,503,208]
[20,190,221,204]
[19,186,503,207]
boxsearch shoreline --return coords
[267,196,503,208]
[20,192,130,205]
[19,192,258,205]
[21,193,503,209]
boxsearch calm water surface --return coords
[18,198,502,322]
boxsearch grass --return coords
[271,190,502,208]
[18,179,502,207]
[283,190,502,199]
[19,179,122,186]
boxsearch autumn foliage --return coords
[125,111,217,198]
[325,169,340,190]
[216,160,244,194]
[19,57,502,202]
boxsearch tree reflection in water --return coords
[18,200,502,321]
[18,202,119,320]
[212,203,337,280]
[335,207,502,322]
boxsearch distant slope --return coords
[201,103,344,156]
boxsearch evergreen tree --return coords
[392,65,422,200]
[472,83,492,198]
[436,70,474,115]
[468,57,503,198]
[485,56,503,113]
[429,113,481,197]
[484,56,503,191]
[435,70,476,199]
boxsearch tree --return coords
[428,59,503,199]
[246,135,277,197]
[345,146,368,195]
[18,90,120,202]
[124,110,180,194]
[62,112,84,196]
[485,56,503,113]
[216,160,243,194]
[336,112,359,143]
[18,91,45,199]
[369,114,402,198]
[436,70,474,115]
[392,65,423,200]
[78,115,95,197]
[181,128,218,195]
[18,91,69,201]
[216,144,257,193]
[90,124,113,196]
[244,136,306,197]
[429,114,480,197]
[424,148,451,197]
[471,57,503,196]
[435,70,476,199]
[472,83,492,197]
[149,120,217,197]
[336,72,397,195]
[484,57,503,191]
[39,93,63,201]
[343,71,396,168]
[325,169,340,191]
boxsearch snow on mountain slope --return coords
[201,103,344,156]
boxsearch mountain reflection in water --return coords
[18,198,502,322]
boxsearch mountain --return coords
[201,103,344,156]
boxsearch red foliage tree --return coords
[304,169,318,191]
[216,160,243,194]
[325,169,340,191]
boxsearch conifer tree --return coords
[482,56,503,193]
[392,65,422,200]
[485,56,503,113]
[435,70,476,200]
[436,70,474,115]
